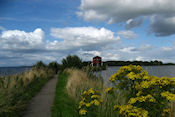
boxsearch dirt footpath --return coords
[23,75,58,117]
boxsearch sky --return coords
[0,0,175,66]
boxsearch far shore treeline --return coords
[83,60,175,66]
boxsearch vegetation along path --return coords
[23,74,58,117]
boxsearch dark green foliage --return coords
[103,60,174,66]
[48,61,60,74]
[83,60,174,67]
[61,55,83,70]
[51,72,78,117]
[33,61,46,69]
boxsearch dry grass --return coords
[0,68,50,89]
[65,69,123,117]
[0,67,54,116]
[66,69,104,101]
[170,102,175,117]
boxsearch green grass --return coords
[51,72,79,117]
[0,68,54,117]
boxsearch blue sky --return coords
[0,0,175,66]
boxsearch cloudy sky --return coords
[0,0,175,66]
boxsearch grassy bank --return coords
[0,67,54,117]
[52,69,124,117]
[52,66,175,117]
[51,72,78,117]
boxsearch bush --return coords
[106,65,175,117]
[78,65,175,117]
[61,55,83,70]
[33,61,46,69]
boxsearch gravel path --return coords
[23,75,58,117]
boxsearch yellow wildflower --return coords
[91,95,100,99]
[93,99,100,106]
[85,103,91,107]
[79,109,87,115]
[161,91,175,101]
[88,88,95,94]
[109,76,116,82]
[136,91,142,96]
[79,100,85,107]
[128,98,137,104]
[105,87,115,94]
[162,108,170,116]
[116,104,148,117]
[113,105,120,110]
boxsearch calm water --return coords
[0,67,32,76]
[94,66,175,85]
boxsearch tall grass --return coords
[170,102,175,117]
[0,67,54,117]
[65,68,175,117]
[66,69,103,100]
[65,69,125,117]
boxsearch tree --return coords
[62,55,83,69]
[33,61,46,69]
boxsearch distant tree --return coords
[62,55,83,69]
[104,60,167,66]
[33,61,46,69]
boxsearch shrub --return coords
[33,61,46,69]
[78,65,175,117]
[106,65,175,117]
[61,55,83,70]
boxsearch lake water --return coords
[0,67,32,76]
[94,66,175,85]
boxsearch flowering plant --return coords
[78,88,102,116]
[107,65,175,117]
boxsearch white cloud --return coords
[79,49,101,56]
[119,46,137,53]
[119,44,152,53]
[78,0,175,36]
[0,27,174,66]
[117,30,138,39]
[161,43,175,52]
[78,0,175,22]
[139,44,152,51]
[162,47,173,51]
[49,27,120,50]
[76,10,107,21]
[136,56,147,61]
[0,28,44,50]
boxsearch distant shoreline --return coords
[83,60,175,66]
